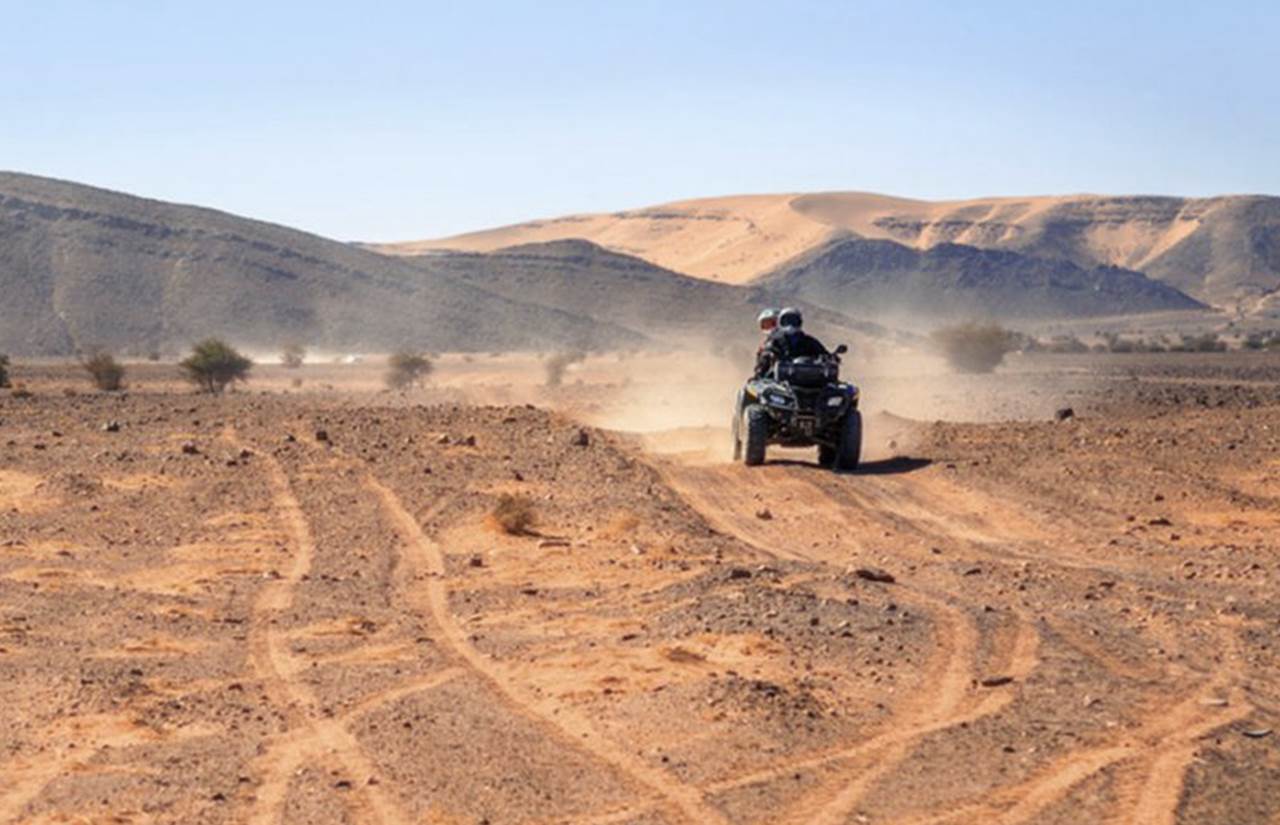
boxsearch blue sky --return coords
[4,1,1278,240]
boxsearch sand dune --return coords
[380,191,1280,308]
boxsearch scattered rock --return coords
[570,428,590,447]
[537,538,570,548]
[314,429,330,443]
[1148,517,1173,527]
[460,434,476,447]
[979,675,1015,688]
[101,421,121,432]
[755,508,773,520]
[1054,407,1075,422]
[468,555,484,568]
[180,442,200,455]
[728,567,752,580]
[1242,728,1272,739]
[855,567,896,584]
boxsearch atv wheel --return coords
[817,444,836,467]
[833,410,862,472]
[743,404,769,466]
[732,418,742,462]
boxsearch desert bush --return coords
[1244,331,1280,350]
[180,338,253,393]
[385,351,432,389]
[544,351,586,387]
[81,351,126,391]
[929,322,1018,373]
[1175,333,1227,353]
[490,494,536,535]
[0,354,9,389]
[281,343,307,369]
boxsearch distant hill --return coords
[381,191,1280,312]
[0,173,639,356]
[404,239,898,351]
[752,236,1206,324]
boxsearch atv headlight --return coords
[765,392,791,407]
[826,395,844,407]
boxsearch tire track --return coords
[657,460,1046,825]
[364,473,731,825]
[895,681,1250,825]
[239,437,411,825]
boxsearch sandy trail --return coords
[654,448,1258,825]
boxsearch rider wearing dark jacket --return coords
[755,307,828,376]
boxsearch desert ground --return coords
[2,350,1280,824]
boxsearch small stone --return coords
[468,555,484,568]
[181,442,200,455]
[855,567,895,584]
[755,508,773,520]
[314,429,330,443]
[1054,407,1075,422]
[570,428,590,447]
[728,568,752,580]
[101,421,121,432]
[980,675,1015,687]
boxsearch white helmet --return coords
[778,307,803,329]
[757,307,780,331]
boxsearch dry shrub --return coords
[385,351,432,389]
[0,354,9,388]
[81,351,126,391]
[930,322,1017,374]
[281,343,307,368]
[490,493,536,535]
[544,351,586,387]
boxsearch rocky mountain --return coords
[0,173,882,359]
[404,239,896,352]
[752,236,1206,324]
[384,191,1280,313]
[0,172,640,356]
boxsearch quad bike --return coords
[732,344,862,471]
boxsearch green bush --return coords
[81,351,126,391]
[929,322,1018,373]
[180,339,253,393]
[385,351,432,389]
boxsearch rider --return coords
[756,307,828,376]
[756,307,780,354]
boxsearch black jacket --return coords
[756,328,828,376]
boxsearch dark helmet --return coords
[778,307,803,330]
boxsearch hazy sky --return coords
[4,1,1278,240]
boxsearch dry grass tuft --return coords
[490,493,537,535]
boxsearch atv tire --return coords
[833,410,862,472]
[818,444,836,467]
[743,404,769,466]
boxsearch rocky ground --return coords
[1,353,1278,824]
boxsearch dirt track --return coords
[2,356,1280,824]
